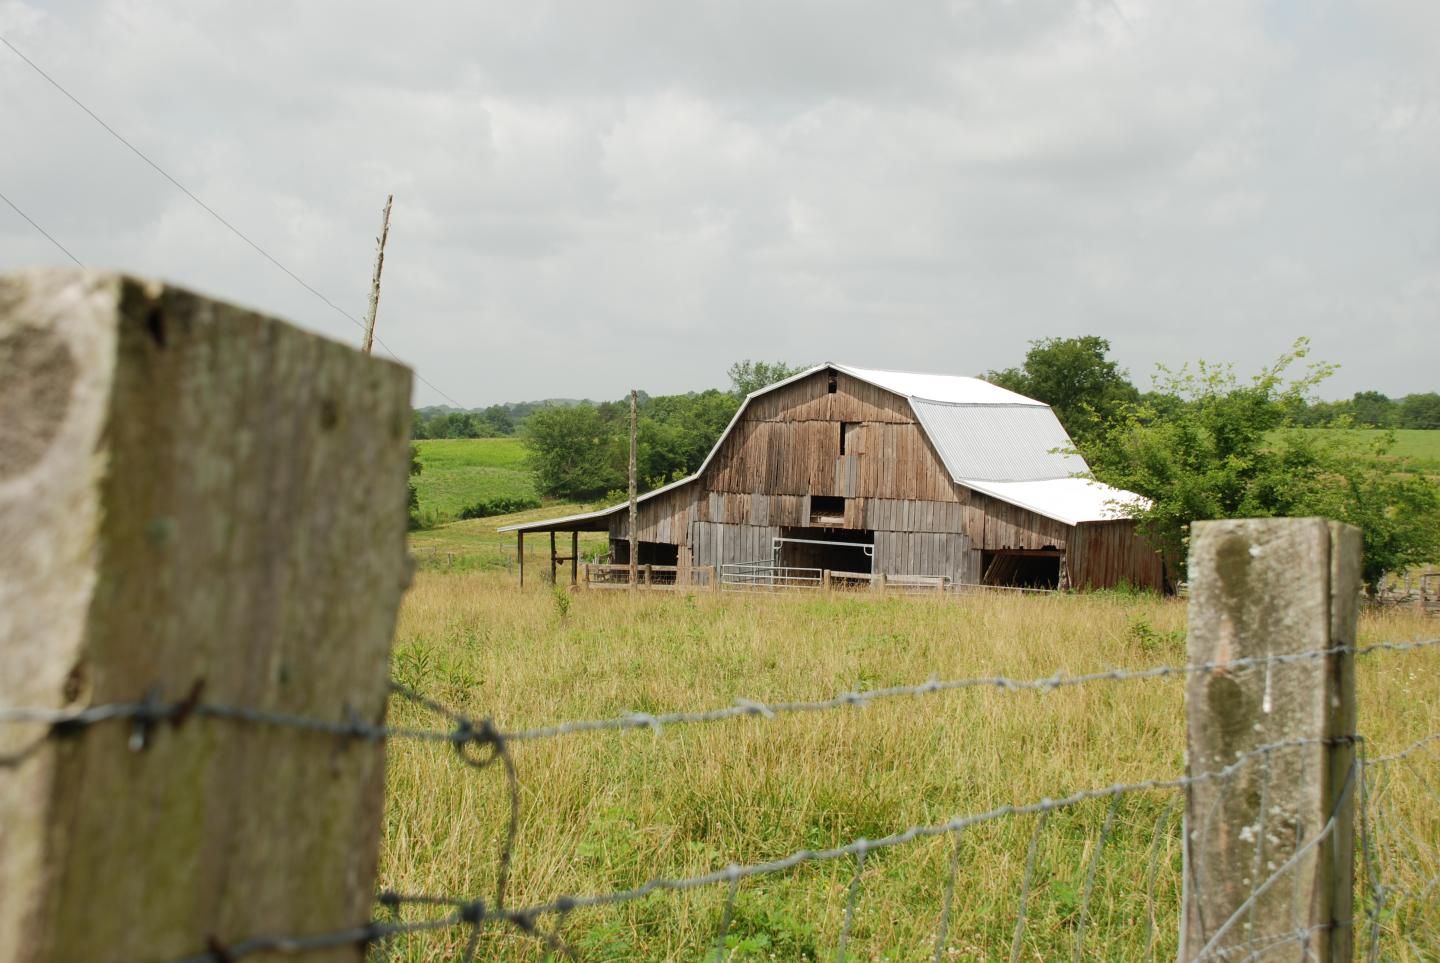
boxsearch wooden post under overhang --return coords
[571,531,579,586]
[517,531,524,588]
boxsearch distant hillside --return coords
[410,438,537,525]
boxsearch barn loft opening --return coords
[839,421,858,454]
[981,549,1062,589]
[809,495,846,526]
[827,371,838,393]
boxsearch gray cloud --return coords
[2,0,1436,405]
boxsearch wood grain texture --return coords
[0,270,413,963]
[596,366,1161,589]
[1181,518,1360,962]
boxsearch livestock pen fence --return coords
[3,276,1438,962]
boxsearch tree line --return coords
[521,361,803,502]
[415,344,1437,588]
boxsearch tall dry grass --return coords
[377,575,1439,961]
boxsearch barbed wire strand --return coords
[6,640,1435,755]
[498,639,1440,744]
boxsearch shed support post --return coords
[0,270,411,963]
[517,532,524,588]
[549,530,557,585]
[1181,518,1360,962]
[571,531,579,586]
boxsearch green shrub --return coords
[457,494,542,519]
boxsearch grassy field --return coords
[408,502,610,575]
[412,438,539,526]
[378,578,1439,961]
[1276,428,1440,477]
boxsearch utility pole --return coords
[361,194,393,356]
[628,389,638,589]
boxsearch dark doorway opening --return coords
[981,550,1062,589]
[777,527,874,574]
[610,540,679,566]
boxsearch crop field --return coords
[412,438,539,526]
[377,577,1440,961]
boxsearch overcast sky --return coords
[2,1,1436,407]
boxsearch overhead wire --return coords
[0,33,467,409]
[0,187,85,267]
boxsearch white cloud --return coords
[1,0,1436,404]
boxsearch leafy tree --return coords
[1400,392,1440,429]
[1088,340,1440,591]
[523,404,625,499]
[728,360,805,397]
[986,336,1139,442]
[474,405,516,436]
[1350,391,1397,427]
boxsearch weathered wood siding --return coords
[705,372,960,503]
[609,481,699,544]
[600,368,1165,590]
[689,521,783,566]
[874,531,980,584]
[965,490,1071,550]
[1067,520,1166,591]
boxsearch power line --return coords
[0,187,85,267]
[0,33,467,410]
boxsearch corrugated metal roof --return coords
[959,478,1146,526]
[911,400,1089,482]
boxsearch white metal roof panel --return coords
[831,364,1043,406]
[959,478,1147,526]
[911,400,1089,482]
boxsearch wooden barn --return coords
[502,364,1167,592]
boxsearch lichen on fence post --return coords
[1181,517,1360,962]
[0,270,413,963]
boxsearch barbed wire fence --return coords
[3,635,1436,962]
[3,511,1437,961]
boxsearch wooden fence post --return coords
[822,569,832,593]
[0,270,413,963]
[709,565,719,592]
[874,572,887,597]
[1181,518,1360,962]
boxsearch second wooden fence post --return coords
[1181,517,1361,962]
